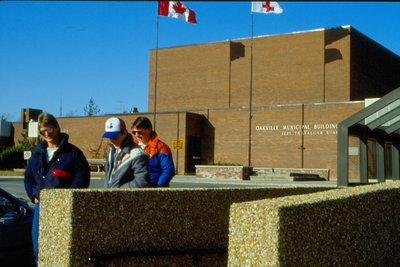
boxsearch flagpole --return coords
[153,8,160,131]
[248,9,254,167]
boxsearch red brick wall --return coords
[13,102,365,179]
[324,27,351,102]
[148,42,231,111]
[350,28,400,100]
[149,28,356,112]
[206,102,364,179]
[12,27,400,180]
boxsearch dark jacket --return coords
[104,134,149,188]
[24,133,90,203]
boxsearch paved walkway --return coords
[0,174,338,188]
[171,175,338,187]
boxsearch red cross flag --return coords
[158,1,197,24]
[251,1,283,14]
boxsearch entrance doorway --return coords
[186,136,202,174]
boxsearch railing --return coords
[88,247,227,266]
[87,159,106,172]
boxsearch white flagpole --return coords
[248,7,255,167]
[153,7,160,131]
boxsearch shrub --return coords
[0,138,35,170]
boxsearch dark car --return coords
[0,187,35,266]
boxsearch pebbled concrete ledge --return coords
[38,187,332,266]
[228,181,400,266]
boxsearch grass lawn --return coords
[0,170,25,176]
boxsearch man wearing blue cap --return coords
[102,117,149,188]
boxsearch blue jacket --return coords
[136,132,175,187]
[24,133,90,203]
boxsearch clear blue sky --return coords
[1,1,399,122]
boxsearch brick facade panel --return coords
[251,31,325,105]
[149,43,230,112]
[12,27,400,181]
[207,102,364,178]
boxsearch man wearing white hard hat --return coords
[102,117,149,188]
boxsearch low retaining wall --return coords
[38,187,332,266]
[195,165,252,180]
[228,181,400,266]
[253,167,330,180]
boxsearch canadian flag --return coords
[251,1,283,14]
[158,1,197,24]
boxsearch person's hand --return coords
[34,198,39,204]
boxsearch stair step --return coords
[250,176,293,182]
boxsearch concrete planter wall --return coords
[195,165,252,180]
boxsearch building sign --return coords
[348,147,359,156]
[255,123,338,136]
[172,139,184,150]
[28,122,39,138]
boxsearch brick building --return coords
[12,26,400,180]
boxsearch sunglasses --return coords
[39,127,55,135]
[131,130,144,135]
